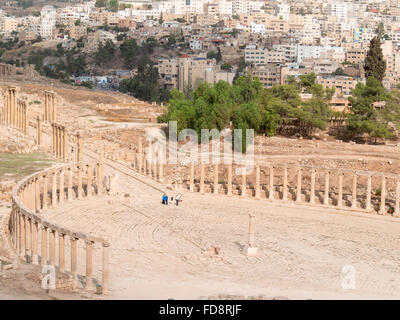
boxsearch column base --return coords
[244,246,258,257]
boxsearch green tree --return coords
[108,0,119,12]
[346,77,391,141]
[95,0,107,7]
[364,36,386,83]
[207,50,217,60]
[95,40,116,66]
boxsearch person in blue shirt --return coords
[162,193,168,205]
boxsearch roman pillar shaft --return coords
[51,171,57,207]
[35,177,40,212]
[337,172,343,208]
[36,116,42,146]
[97,163,103,196]
[255,164,260,199]
[269,165,274,200]
[241,166,247,197]
[213,163,219,195]
[310,168,316,204]
[351,173,357,208]
[227,164,232,196]
[102,242,110,294]
[282,165,288,201]
[58,233,65,273]
[200,163,205,194]
[296,167,302,203]
[59,170,64,205]
[379,175,386,215]
[248,214,255,247]
[77,165,83,199]
[32,221,38,265]
[49,230,56,266]
[366,174,372,211]
[189,161,194,192]
[68,167,73,200]
[41,226,47,266]
[70,237,78,289]
[324,171,330,205]
[85,240,93,290]
[20,213,25,258]
[86,165,92,197]
[25,217,32,261]
[394,180,400,217]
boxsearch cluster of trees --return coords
[95,0,118,12]
[119,38,170,102]
[159,73,334,144]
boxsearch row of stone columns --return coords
[51,123,67,161]
[44,90,56,123]
[10,162,108,292]
[182,163,400,216]
[15,99,28,134]
[132,139,164,181]
[2,86,25,131]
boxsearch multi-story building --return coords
[40,5,57,39]
[317,75,360,96]
[158,54,235,91]
[245,45,286,64]
[247,63,288,88]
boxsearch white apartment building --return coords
[233,0,264,15]
[245,45,286,64]
[0,16,18,33]
[326,2,348,21]
[297,45,345,63]
[174,0,207,14]
[275,3,290,21]
[250,21,266,34]
[40,5,56,39]
[218,0,234,15]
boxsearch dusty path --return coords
[41,147,400,300]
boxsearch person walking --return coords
[175,193,181,206]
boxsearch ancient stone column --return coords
[24,103,28,135]
[44,92,48,122]
[138,139,143,173]
[324,171,330,205]
[366,174,372,211]
[296,168,302,203]
[51,171,57,207]
[52,93,57,123]
[36,116,42,146]
[241,166,246,197]
[351,173,357,208]
[49,230,56,266]
[102,242,110,294]
[85,240,93,290]
[32,221,38,265]
[59,170,64,205]
[269,165,274,200]
[189,161,194,192]
[158,161,163,181]
[76,133,82,162]
[58,233,65,273]
[68,167,73,200]
[394,180,400,217]
[143,152,147,175]
[337,172,343,208]
[41,226,47,266]
[248,214,255,246]
[379,175,386,215]
[35,177,41,212]
[97,163,103,196]
[25,217,32,262]
[255,164,260,199]
[310,168,316,204]
[227,164,233,196]
[77,165,83,200]
[70,237,78,289]
[246,214,258,256]
[86,165,92,197]
[282,165,288,201]
[20,213,25,258]
[199,163,205,194]
[213,163,219,195]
